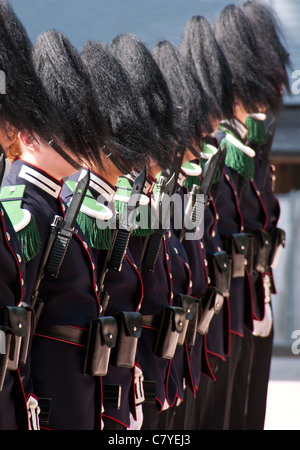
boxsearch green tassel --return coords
[76,210,113,250]
[245,117,268,145]
[17,215,41,263]
[224,139,254,181]
[184,175,201,193]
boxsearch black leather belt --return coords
[35,325,88,346]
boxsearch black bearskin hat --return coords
[242,0,291,99]
[110,33,178,169]
[0,0,61,143]
[180,15,234,122]
[152,40,211,153]
[213,4,281,114]
[32,30,112,172]
[81,41,162,172]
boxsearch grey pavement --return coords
[264,355,300,430]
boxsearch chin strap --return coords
[48,139,82,171]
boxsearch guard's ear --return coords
[18,130,39,152]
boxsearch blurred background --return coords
[10,0,300,353]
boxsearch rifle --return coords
[0,147,6,186]
[177,142,227,243]
[44,169,90,278]
[141,143,185,272]
[200,141,226,204]
[97,168,147,315]
[31,170,90,327]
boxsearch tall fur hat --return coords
[0,0,60,142]
[213,4,281,113]
[180,15,234,122]
[110,33,178,169]
[81,41,163,172]
[32,30,112,171]
[152,40,211,153]
[242,0,291,101]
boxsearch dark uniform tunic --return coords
[3,159,102,430]
[242,114,281,430]
[0,194,27,429]
[169,172,213,430]
[215,118,271,430]
[63,170,145,429]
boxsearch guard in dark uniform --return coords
[240,1,290,430]
[151,39,211,430]
[179,15,235,430]
[2,28,116,430]
[79,41,165,430]
[0,0,72,429]
[110,33,185,430]
[213,3,288,429]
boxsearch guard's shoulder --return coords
[65,180,114,250]
[0,185,41,262]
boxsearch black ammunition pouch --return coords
[154,306,185,360]
[197,287,224,336]
[253,229,272,273]
[226,233,249,278]
[269,227,286,268]
[207,251,232,297]
[173,294,197,347]
[0,305,33,391]
[83,316,118,377]
[110,311,142,369]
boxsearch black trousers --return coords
[102,416,127,430]
[245,327,274,429]
[228,326,274,429]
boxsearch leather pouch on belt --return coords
[110,311,142,369]
[197,287,224,335]
[83,316,117,376]
[0,305,32,391]
[254,229,272,273]
[0,306,32,370]
[227,233,249,278]
[154,306,185,360]
[207,251,232,297]
[173,294,197,347]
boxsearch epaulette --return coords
[0,185,41,262]
[65,181,114,250]
[245,114,268,145]
[114,176,153,237]
[218,125,255,181]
